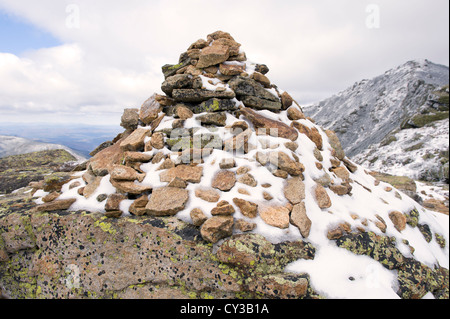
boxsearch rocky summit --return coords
[1,31,448,300]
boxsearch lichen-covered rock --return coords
[216,234,315,275]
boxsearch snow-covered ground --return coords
[353,118,449,182]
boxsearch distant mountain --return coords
[304,59,449,158]
[0,122,121,158]
[0,135,86,162]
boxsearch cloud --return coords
[0,0,448,124]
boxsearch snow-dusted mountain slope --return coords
[304,59,449,158]
[353,117,449,182]
[0,135,86,162]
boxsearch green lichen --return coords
[93,218,117,235]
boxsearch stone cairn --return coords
[33,31,404,244]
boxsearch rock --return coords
[157,158,175,171]
[223,129,252,153]
[188,38,209,50]
[287,106,306,121]
[234,219,257,232]
[230,121,249,133]
[255,152,269,166]
[314,183,332,209]
[212,38,241,56]
[228,76,280,103]
[120,108,139,130]
[240,107,298,141]
[140,94,163,125]
[219,63,245,76]
[129,194,149,216]
[263,191,273,201]
[269,152,304,176]
[96,193,108,203]
[329,184,352,196]
[190,208,208,226]
[207,30,235,41]
[216,234,315,274]
[162,57,191,79]
[33,198,76,213]
[0,210,251,299]
[211,170,236,191]
[239,95,282,112]
[110,179,152,195]
[167,177,188,188]
[90,141,114,157]
[195,187,221,203]
[237,173,257,187]
[285,141,299,152]
[110,165,145,182]
[292,122,323,150]
[290,202,311,238]
[255,64,269,74]
[105,210,122,218]
[332,166,350,182]
[236,166,251,176]
[175,105,194,120]
[195,112,227,126]
[272,169,289,179]
[42,191,60,203]
[211,201,235,216]
[233,198,258,218]
[250,72,271,88]
[219,158,236,169]
[191,98,238,113]
[200,216,234,243]
[124,151,153,165]
[150,132,165,150]
[43,173,73,193]
[172,89,235,103]
[325,130,345,160]
[280,92,294,110]
[161,74,202,96]
[284,177,306,205]
[196,45,230,69]
[83,176,103,198]
[389,211,407,232]
[342,158,358,173]
[120,128,150,152]
[145,187,189,216]
[259,205,290,229]
[159,165,203,184]
[105,194,127,212]
[248,273,309,299]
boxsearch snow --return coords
[354,118,449,182]
[285,244,400,299]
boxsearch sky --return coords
[0,0,448,126]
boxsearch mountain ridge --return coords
[0,135,87,162]
[304,59,449,158]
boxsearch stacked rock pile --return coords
[30,31,447,270]
[21,31,449,299]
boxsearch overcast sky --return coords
[0,0,448,125]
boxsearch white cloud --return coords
[0,0,448,124]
